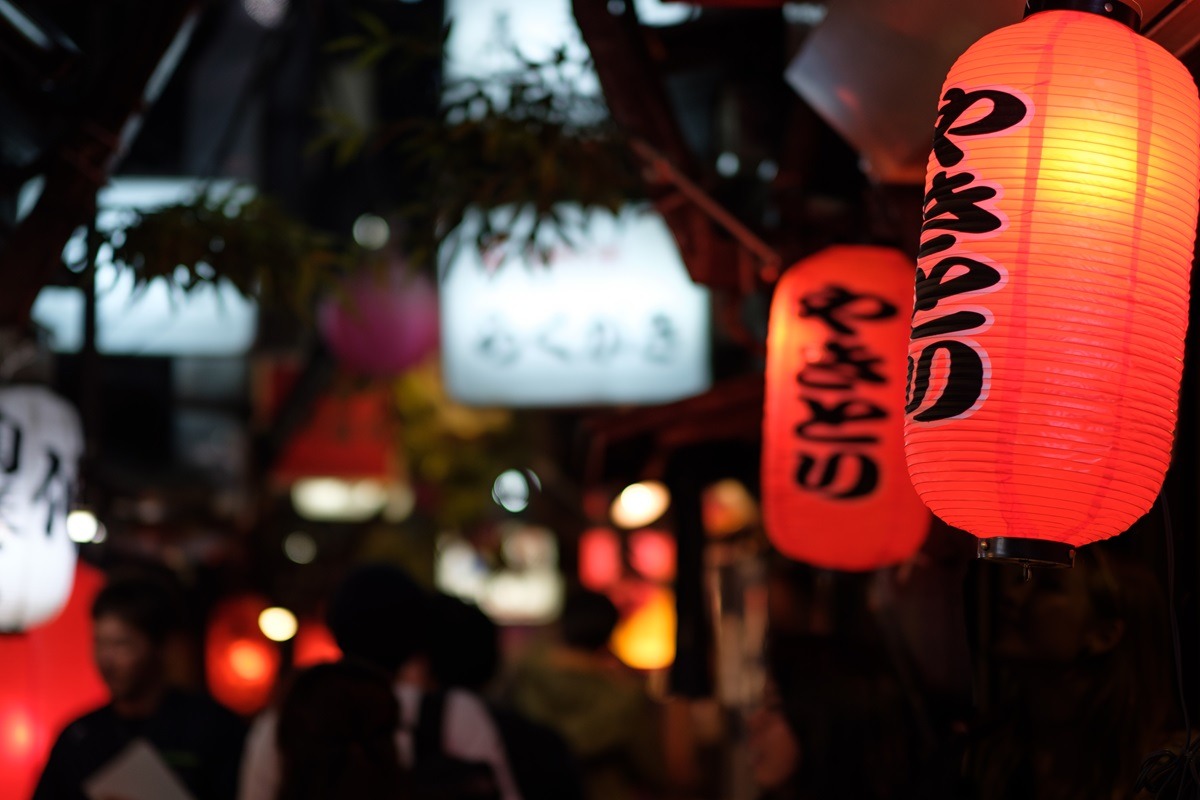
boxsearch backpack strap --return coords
[414,689,447,764]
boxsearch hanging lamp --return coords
[904,0,1200,567]
[763,245,930,570]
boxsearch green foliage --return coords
[104,12,643,311]
[105,187,358,314]
[329,14,643,269]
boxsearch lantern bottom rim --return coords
[976,537,1076,569]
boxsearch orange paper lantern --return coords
[904,1,1200,565]
[763,246,930,570]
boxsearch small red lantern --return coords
[904,0,1200,565]
[0,564,108,800]
[205,596,280,716]
[763,246,930,570]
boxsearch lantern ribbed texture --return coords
[904,9,1200,548]
[764,246,929,570]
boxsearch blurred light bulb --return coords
[243,0,288,27]
[258,607,298,642]
[67,509,101,543]
[610,481,670,528]
[283,532,317,565]
[352,214,391,250]
[492,469,530,513]
[292,478,388,522]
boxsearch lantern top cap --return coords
[1024,0,1141,31]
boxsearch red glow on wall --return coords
[579,527,622,592]
[628,529,676,582]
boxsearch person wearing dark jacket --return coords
[34,575,245,800]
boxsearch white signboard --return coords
[32,178,258,356]
[0,386,84,632]
[439,205,711,407]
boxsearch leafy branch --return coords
[104,187,360,314]
[324,16,644,269]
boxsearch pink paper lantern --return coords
[319,266,439,376]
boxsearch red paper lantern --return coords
[904,1,1200,565]
[318,266,439,377]
[206,596,281,716]
[763,246,930,570]
[0,564,108,800]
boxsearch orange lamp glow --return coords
[206,596,281,716]
[763,246,930,570]
[610,587,676,671]
[904,1,1200,565]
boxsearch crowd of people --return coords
[28,537,1187,800]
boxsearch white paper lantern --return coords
[0,386,84,632]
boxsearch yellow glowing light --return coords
[610,589,676,671]
[257,607,298,643]
[610,481,670,529]
[701,479,759,537]
[228,639,272,682]
[3,710,34,757]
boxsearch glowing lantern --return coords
[318,265,439,377]
[578,527,622,592]
[610,587,676,671]
[904,1,1200,566]
[0,563,107,800]
[0,386,84,632]
[206,596,281,716]
[763,246,930,570]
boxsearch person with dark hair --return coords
[963,544,1174,800]
[238,563,523,800]
[502,588,664,800]
[428,594,585,800]
[276,660,404,800]
[33,574,246,800]
[750,634,922,800]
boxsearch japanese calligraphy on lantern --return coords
[0,386,84,632]
[903,8,1200,550]
[439,205,711,407]
[907,86,1030,424]
[763,247,928,571]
